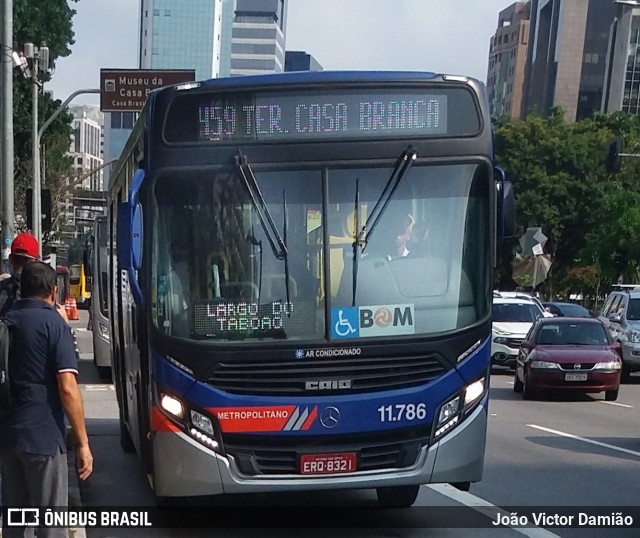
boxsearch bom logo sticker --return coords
[331,304,414,338]
[359,304,414,337]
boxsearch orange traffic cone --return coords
[69,298,79,321]
[65,298,72,318]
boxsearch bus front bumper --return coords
[151,402,487,498]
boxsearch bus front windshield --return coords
[152,162,490,342]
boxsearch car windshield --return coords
[537,322,609,345]
[627,298,640,320]
[493,303,541,323]
[151,162,490,342]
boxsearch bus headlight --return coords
[434,396,461,438]
[464,378,485,406]
[190,410,214,435]
[433,377,487,441]
[160,393,184,419]
[189,410,219,449]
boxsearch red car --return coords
[514,317,622,401]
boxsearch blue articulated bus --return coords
[109,70,515,506]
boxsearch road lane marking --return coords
[428,483,562,537]
[598,400,633,408]
[85,385,115,391]
[527,424,640,459]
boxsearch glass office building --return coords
[139,0,225,80]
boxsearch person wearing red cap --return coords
[0,233,39,318]
[9,232,39,260]
[0,233,69,322]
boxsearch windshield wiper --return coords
[349,146,417,306]
[351,178,361,307]
[359,146,418,253]
[234,151,288,260]
[282,190,291,317]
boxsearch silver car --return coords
[597,287,640,380]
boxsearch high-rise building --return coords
[139,0,227,80]
[69,105,104,191]
[60,105,107,244]
[523,0,617,121]
[285,51,323,72]
[486,2,530,119]
[603,3,640,115]
[230,0,287,75]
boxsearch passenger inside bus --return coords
[168,241,191,336]
[371,211,415,260]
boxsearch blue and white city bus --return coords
[109,71,515,506]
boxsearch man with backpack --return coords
[0,233,41,317]
[0,233,80,346]
[0,261,93,538]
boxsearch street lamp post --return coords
[1,0,15,273]
[23,42,49,258]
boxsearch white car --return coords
[492,295,545,368]
[493,290,553,318]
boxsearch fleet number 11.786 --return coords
[378,403,426,422]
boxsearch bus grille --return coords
[207,354,450,396]
[223,427,431,475]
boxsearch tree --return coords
[11,0,79,231]
[493,107,637,298]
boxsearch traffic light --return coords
[26,188,52,232]
[41,189,51,232]
[605,137,623,174]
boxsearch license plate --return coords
[300,452,357,475]
[565,372,588,382]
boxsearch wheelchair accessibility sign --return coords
[331,304,415,339]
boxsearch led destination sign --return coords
[198,94,446,140]
[164,87,480,143]
[192,300,314,339]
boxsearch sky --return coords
[47,0,512,106]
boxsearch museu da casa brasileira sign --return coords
[100,68,196,113]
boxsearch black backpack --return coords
[0,276,20,318]
[0,318,12,417]
[0,277,18,417]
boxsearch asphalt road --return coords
[69,311,640,538]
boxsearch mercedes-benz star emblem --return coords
[320,406,340,429]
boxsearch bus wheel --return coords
[376,485,420,507]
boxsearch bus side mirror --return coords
[132,204,143,270]
[495,167,516,240]
[117,169,145,305]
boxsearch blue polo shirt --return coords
[0,298,78,456]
